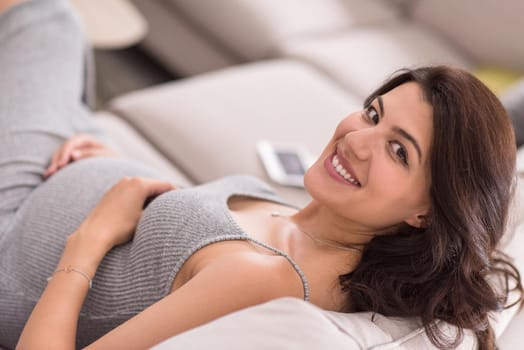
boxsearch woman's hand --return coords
[74,177,177,259]
[43,134,120,179]
[18,177,174,350]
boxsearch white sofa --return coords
[85,0,524,348]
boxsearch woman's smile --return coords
[324,151,361,187]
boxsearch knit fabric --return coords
[0,1,308,348]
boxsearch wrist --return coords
[47,265,93,289]
[60,229,111,277]
[75,222,115,253]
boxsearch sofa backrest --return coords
[411,0,524,71]
[168,0,402,60]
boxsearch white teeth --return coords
[331,155,360,186]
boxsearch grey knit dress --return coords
[0,1,308,348]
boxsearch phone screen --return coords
[276,151,305,175]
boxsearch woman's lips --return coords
[324,152,361,187]
[335,149,361,184]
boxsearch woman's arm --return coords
[16,176,176,350]
[16,230,109,350]
[85,251,304,349]
[17,176,304,349]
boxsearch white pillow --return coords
[151,297,476,350]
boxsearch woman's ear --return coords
[405,212,431,228]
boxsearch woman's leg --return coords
[0,0,103,235]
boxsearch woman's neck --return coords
[290,200,378,249]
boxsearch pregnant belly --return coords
[0,156,164,298]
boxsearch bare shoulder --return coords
[86,251,305,349]
[200,250,305,301]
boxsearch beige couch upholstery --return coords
[91,111,192,187]
[131,0,523,75]
[87,0,523,348]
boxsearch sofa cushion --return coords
[109,60,361,206]
[498,307,524,349]
[131,0,235,75]
[92,111,193,187]
[169,0,402,61]
[151,297,476,350]
[496,147,524,333]
[281,22,472,99]
[412,0,524,71]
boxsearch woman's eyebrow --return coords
[377,96,422,163]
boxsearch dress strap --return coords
[245,237,310,301]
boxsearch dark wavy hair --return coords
[339,66,523,349]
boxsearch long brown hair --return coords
[339,66,523,349]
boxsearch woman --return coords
[0,0,521,349]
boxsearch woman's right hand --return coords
[68,177,176,268]
[43,133,120,179]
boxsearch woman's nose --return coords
[342,128,375,161]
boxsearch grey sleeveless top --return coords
[0,157,309,348]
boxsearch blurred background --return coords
[72,0,524,114]
[76,0,524,152]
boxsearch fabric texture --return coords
[0,1,308,348]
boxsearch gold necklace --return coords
[270,211,363,252]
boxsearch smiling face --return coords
[304,82,433,232]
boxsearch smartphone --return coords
[257,140,315,187]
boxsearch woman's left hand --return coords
[77,176,176,250]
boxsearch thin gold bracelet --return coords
[46,265,93,289]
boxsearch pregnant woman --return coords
[0,1,521,349]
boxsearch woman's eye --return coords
[365,106,379,124]
[391,142,408,165]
